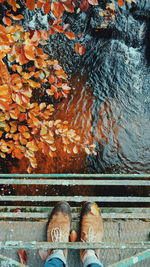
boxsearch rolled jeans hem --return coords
[46,251,67,266]
[83,255,103,267]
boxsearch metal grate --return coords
[0,174,150,266]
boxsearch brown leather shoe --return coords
[80,202,103,262]
[47,201,71,258]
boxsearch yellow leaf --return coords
[90,203,99,216]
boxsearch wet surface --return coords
[1,1,150,201]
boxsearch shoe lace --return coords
[51,227,62,242]
[81,226,97,242]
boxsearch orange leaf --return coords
[65,31,75,40]
[4,124,10,132]
[49,75,55,84]
[43,1,51,14]
[26,140,38,151]
[22,132,30,139]
[48,28,55,35]
[31,30,41,42]
[26,0,35,10]
[63,1,74,12]
[51,2,64,18]
[40,29,49,41]
[7,13,24,20]
[37,0,43,8]
[118,0,124,7]
[2,16,12,26]
[55,69,67,79]
[24,45,36,60]
[75,43,85,55]
[70,230,78,242]
[19,113,26,122]
[12,148,24,159]
[0,85,9,96]
[53,25,64,33]
[18,125,29,133]
[88,0,98,5]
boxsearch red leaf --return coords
[37,0,43,8]
[75,43,85,55]
[18,249,27,265]
[80,0,89,11]
[26,0,35,10]
[88,0,98,5]
[65,31,75,40]
[43,2,51,14]
[14,208,21,213]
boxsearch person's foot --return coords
[47,201,71,259]
[80,202,103,263]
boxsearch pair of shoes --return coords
[46,201,103,262]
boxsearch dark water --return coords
[35,0,150,174]
[1,0,150,176]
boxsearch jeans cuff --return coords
[46,250,67,266]
[83,255,103,267]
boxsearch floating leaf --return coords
[7,13,24,20]
[65,31,75,40]
[18,249,27,265]
[2,16,12,26]
[88,0,98,5]
[51,2,64,18]
[75,43,85,55]
[118,0,124,7]
[43,1,51,14]
[26,0,35,10]
[80,0,89,12]
[55,69,67,79]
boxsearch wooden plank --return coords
[0,241,150,250]
[0,212,150,220]
[0,254,27,267]
[0,206,149,214]
[107,249,150,267]
[0,179,150,186]
[0,196,150,202]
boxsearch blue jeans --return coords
[44,258,102,267]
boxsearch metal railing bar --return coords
[0,174,150,178]
[107,249,150,267]
[0,254,27,267]
[0,179,150,186]
[0,241,150,250]
[0,196,150,202]
[0,212,149,219]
